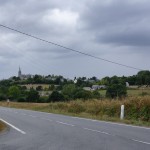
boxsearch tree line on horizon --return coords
[0,70,150,102]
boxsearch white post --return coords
[120,105,124,120]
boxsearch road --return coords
[0,107,150,150]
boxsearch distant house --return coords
[92,85,106,90]
[74,79,77,84]
[99,85,106,89]
[88,80,95,83]
[126,82,129,87]
[83,87,92,91]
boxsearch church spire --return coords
[18,66,22,77]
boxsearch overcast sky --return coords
[0,0,150,79]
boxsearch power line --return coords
[0,23,142,71]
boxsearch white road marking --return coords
[56,121,75,127]
[83,127,150,145]
[83,127,111,135]
[0,118,26,134]
[72,117,150,130]
[1,107,150,146]
[132,139,150,145]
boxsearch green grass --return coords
[21,84,50,90]
[127,89,150,96]
[99,90,106,97]
[99,89,150,97]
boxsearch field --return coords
[0,96,150,127]
[99,89,150,97]
[20,84,150,98]
[21,84,50,90]
[127,89,150,96]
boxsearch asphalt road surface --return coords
[0,107,150,150]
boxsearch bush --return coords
[74,90,92,100]
[26,89,40,102]
[38,96,48,103]
[68,101,86,113]
[36,86,42,91]
[92,90,101,99]
[62,84,76,99]
[8,86,21,100]
[0,94,7,101]
[47,96,150,122]
[106,84,127,99]
[17,97,27,102]
[48,91,65,102]
[124,97,150,121]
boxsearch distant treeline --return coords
[0,70,150,102]
[1,70,150,87]
[99,70,150,86]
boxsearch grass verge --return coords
[0,96,150,127]
[0,121,7,133]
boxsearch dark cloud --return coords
[80,0,150,47]
[0,0,150,79]
[98,29,150,47]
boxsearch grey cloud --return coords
[80,0,150,47]
[0,0,149,79]
[98,29,150,47]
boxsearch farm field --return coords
[99,89,150,97]
[21,84,50,90]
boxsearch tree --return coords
[33,75,43,83]
[48,91,64,102]
[36,86,42,91]
[92,90,101,99]
[74,90,92,100]
[106,84,127,99]
[62,84,76,99]
[99,76,110,85]
[27,89,39,102]
[127,75,137,85]
[49,84,55,91]
[8,86,21,100]
[136,70,150,85]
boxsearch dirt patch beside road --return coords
[0,120,7,133]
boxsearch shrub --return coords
[48,91,65,102]
[74,90,92,100]
[92,90,101,99]
[0,94,7,101]
[62,84,76,99]
[68,101,86,113]
[124,97,150,121]
[38,96,48,103]
[36,86,42,91]
[8,86,21,100]
[26,89,40,102]
[17,97,27,102]
[106,84,127,99]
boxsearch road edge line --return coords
[0,118,26,134]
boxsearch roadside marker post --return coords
[120,105,124,120]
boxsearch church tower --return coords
[18,67,22,78]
